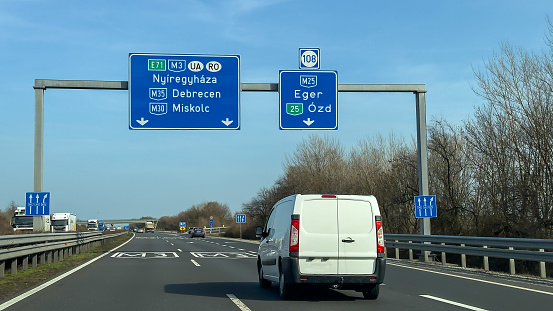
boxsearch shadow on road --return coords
[164,281,360,301]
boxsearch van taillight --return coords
[290,218,300,253]
[376,217,384,254]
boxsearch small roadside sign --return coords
[414,195,437,218]
[179,221,186,232]
[236,214,246,224]
[25,192,50,216]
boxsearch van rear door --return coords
[337,197,377,274]
[298,196,338,275]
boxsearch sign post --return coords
[236,214,246,239]
[414,195,436,262]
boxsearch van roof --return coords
[279,194,376,202]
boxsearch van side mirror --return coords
[255,226,265,239]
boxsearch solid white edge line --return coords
[388,261,553,296]
[420,295,488,311]
[0,233,135,310]
[191,259,201,266]
[226,294,252,311]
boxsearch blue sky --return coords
[1,0,551,221]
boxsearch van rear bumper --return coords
[282,257,386,288]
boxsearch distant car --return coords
[190,228,205,238]
[137,228,144,233]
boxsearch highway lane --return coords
[1,232,552,310]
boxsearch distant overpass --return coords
[77,219,158,226]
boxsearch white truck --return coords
[11,207,51,232]
[51,213,77,232]
[87,219,99,231]
[11,207,33,232]
[145,221,155,233]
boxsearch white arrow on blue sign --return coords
[25,192,50,216]
[236,214,246,224]
[414,195,437,218]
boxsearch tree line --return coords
[156,201,233,231]
[241,20,553,239]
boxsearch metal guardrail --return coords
[0,232,128,278]
[172,227,228,234]
[205,227,227,234]
[385,234,553,278]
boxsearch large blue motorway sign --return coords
[414,195,437,218]
[279,70,338,130]
[129,53,240,130]
[25,192,50,216]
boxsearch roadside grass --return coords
[0,232,132,303]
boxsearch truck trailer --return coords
[51,213,77,232]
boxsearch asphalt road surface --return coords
[2,232,552,310]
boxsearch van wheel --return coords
[279,269,293,299]
[362,284,379,300]
[258,265,271,289]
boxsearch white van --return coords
[256,194,385,300]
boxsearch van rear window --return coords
[301,200,338,234]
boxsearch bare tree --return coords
[0,201,17,234]
[428,118,473,235]
[467,28,553,237]
[349,134,419,234]
[283,134,348,194]
[242,185,282,227]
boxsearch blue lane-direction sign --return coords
[179,222,186,228]
[236,214,246,224]
[299,48,320,69]
[129,53,240,130]
[279,70,338,130]
[25,192,50,216]
[209,219,214,228]
[414,195,437,218]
